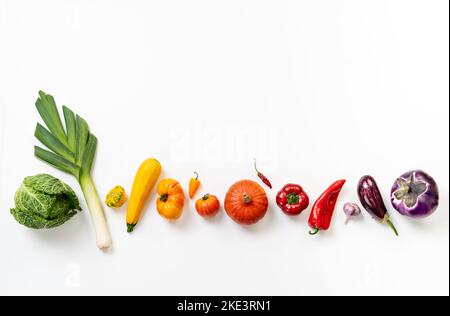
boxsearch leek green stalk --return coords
[34,91,112,250]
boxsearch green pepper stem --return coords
[286,193,300,205]
[309,228,319,235]
[253,159,261,174]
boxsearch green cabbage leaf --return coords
[10,174,81,229]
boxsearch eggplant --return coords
[391,170,439,218]
[358,175,398,236]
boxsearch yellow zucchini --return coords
[126,158,162,232]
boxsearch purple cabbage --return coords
[391,170,439,218]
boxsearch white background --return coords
[0,0,448,296]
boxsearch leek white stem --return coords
[80,175,112,250]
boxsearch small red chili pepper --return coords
[254,159,272,189]
[308,179,346,235]
[276,184,309,216]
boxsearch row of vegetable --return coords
[9,91,441,251]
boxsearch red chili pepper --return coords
[308,179,346,235]
[276,184,309,216]
[254,159,272,189]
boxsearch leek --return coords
[34,91,112,250]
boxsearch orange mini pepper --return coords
[189,172,201,199]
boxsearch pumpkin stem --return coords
[243,193,252,204]
[202,194,210,201]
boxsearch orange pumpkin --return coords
[156,179,185,220]
[224,180,269,225]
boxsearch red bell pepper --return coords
[308,179,346,235]
[276,184,309,215]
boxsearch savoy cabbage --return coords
[11,174,81,229]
